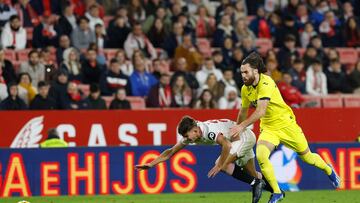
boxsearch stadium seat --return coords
[103,49,118,60]
[255,38,273,56]
[78,84,90,96]
[17,49,31,61]
[4,50,16,61]
[302,95,322,108]
[196,38,212,57]
[322,95,343,108]
[127,96,146,109]
[25,28,33,41]
[343,95,360,108]
[337,48,358,65]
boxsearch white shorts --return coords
[230,128,256,167]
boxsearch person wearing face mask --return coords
[1,15,26,50]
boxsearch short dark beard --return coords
[10,25,20,32]
[243,76,255,86]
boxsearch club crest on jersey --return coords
[208,132,216,140]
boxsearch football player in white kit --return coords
[135,116,273,203]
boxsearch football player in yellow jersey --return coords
[229,52,340,203]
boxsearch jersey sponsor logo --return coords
[263,82,268,85]
[207,132,216,141]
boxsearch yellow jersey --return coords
[241,74,296,130]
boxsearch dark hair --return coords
[110,58,119,64]
[90,83,100,93]
[293,58,303,64]
[77,16,89,25]
[38,81,48,88]
[47,128,60,139]
[9,15,20,22]
[212,50,222,56]
[177,116,197,136]
[312,58,322,65]
[284,34,296,42]
[28,49,39,58]
[241,52,266,73]
[18,72,32,84]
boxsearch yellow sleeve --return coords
[241,86,250,108]
[257,79,276,101]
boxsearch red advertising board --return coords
[0,108,359,148]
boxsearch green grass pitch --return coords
[1,190,359,203]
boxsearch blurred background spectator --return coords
[109,87,131,109]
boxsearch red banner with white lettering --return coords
[0,108,359,148]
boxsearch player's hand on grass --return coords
[207,165,221,178]
[135,163,152,171]
[230,124,245,138]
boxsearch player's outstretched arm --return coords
[135,141,185,170]
[236,107,249,124]
[208,134,231,178]
[230,100,269,138]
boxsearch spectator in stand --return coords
[234,18,256,46]
[343,17,360,47]
[177,13,195,35]
[277,34,299,72]
[49,70,68,108]
[323,48,339,69]
[170,57,199,90]
[71,16,96,50]
[30,0,63,16]
[193,89,217,109]
[85,5,104,31]
[288,59,306,93]
[74,0,105,18]
[56,35,71,65]
[32,12,59,48]
[19,50,45,87]
[222,68,237,88]
[213,14,237,47]
[0,82,27,110]
[201,73,225,101]
[194,5,215,38]
[143,7,172,34]
[215,0,230,22]
[81,48,105,84]
[144,0,165,17]
[240,36,257,56]
[1,15,26,50]
[278,72,305,108]
[303,46,320,68]
[60,47,82,82]
[40,48,57,81]
[268,12,283,47]
[0,49,16,84]
[249,6,271,39]
[221,37,234,67]
[213,50,227,71]
[106,16,131,49]
[296,3,310,29]
[30,81,56,110]
[218,85,241,110]
[196,57,223,87]
[130,56,158,97]
[0,0,17,28]
[17,72,37,105]
[100,58,131,96]
[60,82,89,110]
[107,6,130,29]
[326,59,353,93]
[163,22,184,58]
[174,34,203,72]
[306,59,328,96]
[309,35,326,62]
[147,18,168,48]
[230,47,245,88]
[109,87,131,109]
[340,2,355,23]
[301,22,317,48]
[146,73,175,108]
[114,49,133,77]
[171,74,193,108]
[319,11,342,47]
[151,59,166,79]
[86,83,107,110]
[124,22,157,60]
[57,3,77,37]
[266,59,282,83]
[280,15,301,46]
[13,0,40,28]
[310,0,329,28]
[127,0,146,24]
[94,23,106,49]
[348,61,360,93]
[234,0,248,20]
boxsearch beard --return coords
[11,26,20,32]
[243,75,255,86]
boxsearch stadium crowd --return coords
[0,0,359,110]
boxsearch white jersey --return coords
[181,119,236,145]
